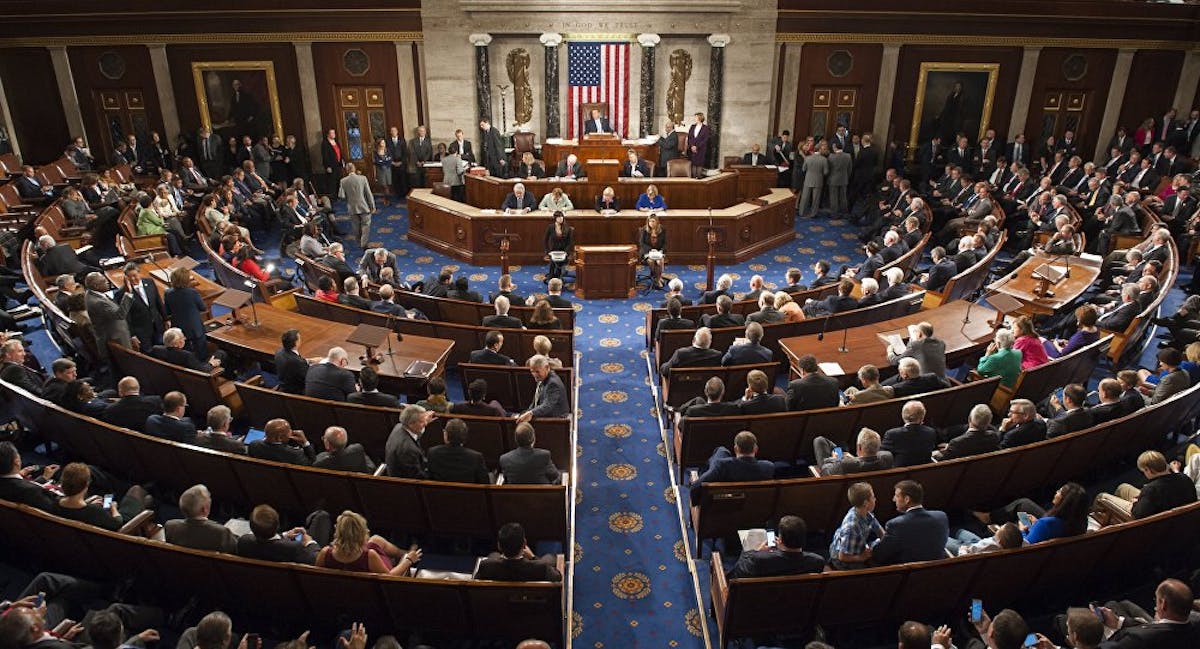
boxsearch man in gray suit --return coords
[441,150,468,201]
[516,355,569,421]
[827,141,853,216]
[885,321,948,379]
[657,120,680,176]
[84,272,133,360]
[499,422,561,484]
[936,182,994,243]
[164,484,237,553]
[798,143,829,217]
[338,163,376,248]
[409,125,434,187]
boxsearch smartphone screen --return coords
[33,593,44,607]
[832,447,844,460]
[1023,633,1038,647]
[294,531,305,542]
[102,494,114,509]
[245,633,259,648]
[1017,512,1033,527]
[970,598,983,623]
[765,530,777,546]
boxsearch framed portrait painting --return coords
[191,61,283,141]
[908,62,999,152]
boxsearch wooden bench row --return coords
[0,499,563,642]
[2,380,569,544]
[643,283,840,348]
[711,500,1200,646]
[457,362,574,413]
[1102,238,1178,363]
[923,230,1008,309]
[691,381,1200,548]
[662,361,781,409]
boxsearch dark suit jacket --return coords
[427,444,490,484]
[887,373,950,398]
[151,345,212,372]
[502,192,538,211]
[483,314,525,329]
[545,294,573,309]
[0,476,57,511]
[101,395,164,432]
[37,244,87,277]
[786,374,840,411]
[1099,620,1200,648]
[274,348,310,394]
[654,316,695,342]
[698,288,729,305]
[555,160,585,178]
[937,428,1000,460]
[193,431,247,454]
[469,348,515,366]
[447,139,474,162]
[1131,472,1197,519]
[582,117,613,135]
[115,278,166,346]
[1087,401,1126,425]
[1000,419,1047,449]
[248,440,316,466]
[620,160,651,177]
[722,343,773,366]
[821,451,894,476]
[702,312,745,328]
[663,294,697,307]
[890,337,948,378]
[144,414,197,443]
[475,554,562,582]
[313,444,376,473]
[727,549,826,579]
[870,507,950,565]
[529,373,569,417]
[347,391,400,408]
[304,362,356,401]
[237,534,319,564]
[660,346,723,376]
[165,517,237,553]
[881,424,938,467]
[385,426,427,478]
[747,307,784,324]
[691,455,775,500]
[738,393,787,415]
[499,446,560,484]
[1046,408,1093,438]
[321,255,356,283]
[1098,301,1138,333]
[681,401,742,417]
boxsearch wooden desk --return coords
[106,262,224,310]
[541,137,659,170]
[778,300,996,383]
[464,171,744,210]
[986,252,1101,317]
[408,188,797,266]
[575,244,636,299]
[206,303,453,397]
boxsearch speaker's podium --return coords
[574,244,637,299]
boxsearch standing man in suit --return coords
[479,118,507,178]
[786,354,840,411]
[798,143,829,217]
[427,418,491,484]
[689,431,775,501]
[869,480,949,565]
[827,142,853,216]
[657,120,680,177]
[304,347,357,401]
[84,272,134,361]
[517,355,569,421]
[768,129,794,187]
[320,128,345,197]
[338,163,376,248]
[195,126,223,180]
[583,108,613,135]
[448,128,475,163]
[886,322,948,379]
[409,125,434,188]
[114,263,165,350]
[385,405,432,478]
[475,522,562,582]
[686,112,711,178]
[499,422,561,484]
[849,134,880,202]
[441,148,468,201]
[385,125,409,198]
[659,328,723,376]
[313,426,376,473]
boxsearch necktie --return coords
[1173,199,1182,218]
[533,381,543,408]
[136,283,147,305]
[1015,144,1021,160]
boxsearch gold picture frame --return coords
[191,61,283,140]
[908,62,999,152]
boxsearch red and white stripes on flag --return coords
[567,41,630,139]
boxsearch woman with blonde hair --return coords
[316,510,421,575]
[538,186,574,212]
[775,291,804,323]
[636,184,667,211]
[638,214,667,289]
[531,335,564,368]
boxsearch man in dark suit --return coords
[767,129,794,186]
[112,264,165,349]
[997,398,1047,449]
[236,504,322,565]
[582,108,613,135]
[274,329,311,395]
[384,125,408,195]
[554,153,586,179]
[803,279,858,317]
[385,405,432,478]
[655,298,695,342]
[738,369,787,414]
[702,295,745,329]
[620,150,651,177]
[1007,134,1030,167]
[1097,284,1140,333]
[658,121,682,177]
[14,166,54,202]
[101,377,163,432]
[746,292,784,324]
[144,391,197,443]
[165,484,236,552]
[517,356,570,421]
[0,441,57,511]
[678,377,742,417]
[470,331,516,366]
[481,295,525,329]
[303,347,357,401]
[36,235,94,280]
[1046,384,1094,438]
[499,422,561,484]
[933,404,1000,461]
[321,244,356,284]
[722,322,773,366]
[1093,579,1200,648]
[501,183,537,213]
[475,522,562,582]
[320,129,346,195]
[689,431,775,501]
[544,278,573,308]
[369,284,407,317]
[726,515,825,579]
[346,366,400,408]
[1097,450,1197,521]
[194,405,247,455]
[920,247,958,292]
[427,418,491,484]
[886,358,951,398]
[698,274,733,305]
[479,118,507,177]
[869,480,949,565]
[785,354,840,412]
[881,401,939,467]
[248,418,316,466]
[447,276,484,303]
[740,144,768,166]
[660,279,694,308]
[151,328,219,373]
[1086,379,1127,425]
[447,129,474,163]
[313,426,377,473]
[659,327,723,376]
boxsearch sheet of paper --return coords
[818,362,845,376]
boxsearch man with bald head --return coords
[100,376,163,432]
[1094,578,1200,647]
[247,418,315,466]
[304,346,358,401]
[659,327,723,376]
[313,426,376,473]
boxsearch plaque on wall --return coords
[1062,54,1088,82]
[827,50,853,78]
[98,51,126,81]
[343,49,370,77]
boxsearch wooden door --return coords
[1035,89,1091,153]
[807,86,858,140]
[335,85,388,189]
[95,89,151,166]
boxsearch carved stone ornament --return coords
[666,49,693,125]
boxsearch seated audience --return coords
[738,369,787,414]
[655,298,694,342]
[248,418,316,466]
[721,322,772,366]
[829,482,884,570]
[887,357,951,398]
[725,515,825,578]
[997,398,1047,449]
[273,329,311,395]
[144,391,196,443]
[52,463,150,531]
[470,331,516,366]
[475,522,562,582]
[1095,450,1197,519]
[678,377,741,417]
[236,504,325,564]
[346,366,399,408]
[517,355,570,421]
[746,292,783,324]
[813,427,894,475]
[1013,316,1050,370]
[976,328,1023,388]
[313,426,376,474]
[881,400,939,467]
[946,522,1023,557]
[316,510,421,575]
[451,378,507,417]
[689,431,774,501]
[526,299,562,330]
[886,321,947,379]
[1088,378,1128,425]
[701,295,744,329]
[659,327,722,376]
[869,480,949,565]
[482,296,524,329]
[1047,383,1094,437]
[975,482,1090,544]
[193,405,246,454]
[165,484,236,553]
[785,354,840,411]
[415,377,451,413]
[842,364,892,405]
[499,422,560,485]
[427,418,490,484]
[385,405,432,479]
[933,404,999,461]
[101,377,163,432]
[304,347,357,401]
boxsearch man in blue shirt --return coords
[829,482,884,569]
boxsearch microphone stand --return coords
[242,280,261,329]
[838,324,850,353]
[817,309,833,341]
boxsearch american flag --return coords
[567,41,630,139]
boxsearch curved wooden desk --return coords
[407,186,797,266]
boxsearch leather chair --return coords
[666,159,692,178]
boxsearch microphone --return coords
[817,309,833,341]
[838,323,850,353]
[1051,253,1071,279]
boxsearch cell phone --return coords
[765,529,777,546]
[33,593,44,607]
[1023,632,1038,647]
[102,494,114,509]
[1090,602,1105,620]
[969,598,983,623]
[244,633,259,648]
[832,447,844,460]
[293,531,304,542]
[1017,511,1034,527]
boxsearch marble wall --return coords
[420,0,778,161]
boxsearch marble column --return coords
[395,41,421,135]
[775,43,802,136]
[294,42,324,173]
[638,33,660,138]
[147,45,181,145]
[1009,46,1042,142]
[706,34,730,169]
[1172,49,1200,120]
[0,71,20,160]
[48,47,86,141]
[540,32,562,139]
[1095,48,1137,163]
[470,33,494,125]
[872,44,901,144]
